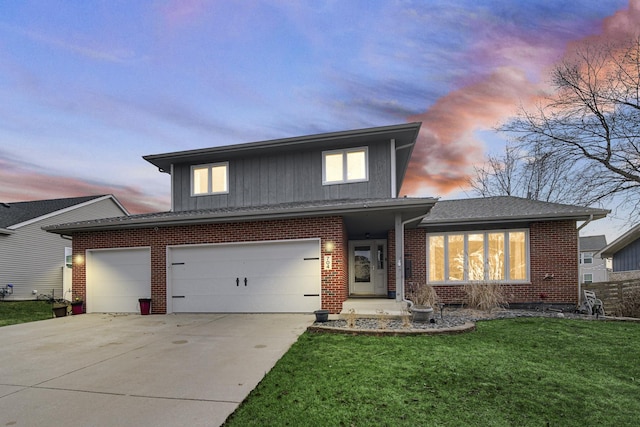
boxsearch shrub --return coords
[463,282,508,312]
[406,283,438,307]
[619,287,640,318]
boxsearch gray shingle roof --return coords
[579,235,607,252]
[44,197,438,234]
[420,196,609,226]
[0,195,108,229]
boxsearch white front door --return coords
[349,240,387,296]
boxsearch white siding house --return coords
[0,195,128,301]
[579,235,608,284]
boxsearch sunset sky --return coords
[1,0,637,240]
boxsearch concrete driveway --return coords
[0,313,313,426]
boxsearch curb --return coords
[307,321,476,336]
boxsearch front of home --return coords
[45,123,609,314]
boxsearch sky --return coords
[1,0,638,242]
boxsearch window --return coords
[583,273,593,284]
[427,230,529,283]
[191,162,229,195]
[322,147,368,184]
[580,252,593,264]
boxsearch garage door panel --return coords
[169,240,320,313]
[87,248,151,313]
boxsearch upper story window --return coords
[427,230,529,284]
[322,147,368,185]
[191,162,229,196]
[580,252,593,264]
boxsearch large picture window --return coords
[427,230,529,283]
[322,147,368,184]
[191,162,229,196]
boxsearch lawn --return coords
[0,301,55,327]
[225,318,640,426]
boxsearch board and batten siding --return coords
[172,140,393,211]
[0,198,127,300]
[613,238,640,272]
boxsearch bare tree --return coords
[475,37,640,214]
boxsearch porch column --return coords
[395,213,404,302]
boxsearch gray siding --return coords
[172,140,393,211]
[613,238,640,272]
[0,198,126,300]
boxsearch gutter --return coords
[397,211,434,308]
[576,214,594,306]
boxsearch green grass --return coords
[0,301,55,327]
[225,318,640,426]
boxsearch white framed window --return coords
[580,252,593,264]
[583,273,593,284]
[322,147,368,185]
[427,230,529,283]
[191,162,229,196]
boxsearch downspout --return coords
[395,211,433,306]
[390,139,397,198]
[576,214,594,305]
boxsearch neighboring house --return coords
[44,123,609,314]
[0,195,129,301]
[579,235,608,284]
[597,223,640,280]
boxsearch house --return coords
[597,223,640,281]
[0,195,129,301]
[578,235,608,284]
[43,123,609,314]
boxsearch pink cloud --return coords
[402,1,640,197]
[0,159,169,215]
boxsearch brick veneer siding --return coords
[397,220,580,305]
[72,216,348,314]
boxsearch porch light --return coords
[325,241,335,253]
[74,254,85,266]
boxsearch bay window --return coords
[428,230,529,283]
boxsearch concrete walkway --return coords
[0,313,313,426]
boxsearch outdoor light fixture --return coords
[325,241,335,253]
[74,254,85,265]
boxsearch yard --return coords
[225,317,640,426]
[0,301,56,327]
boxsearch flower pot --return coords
[52,305,68,318]
[71,302,83,315]
[410,305,434,322]
[314,309,330,322]
[139,298,152,315]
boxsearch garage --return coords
[168,239,321,313]
[86,248,151,313]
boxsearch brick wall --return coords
[72,216,348,314]
[400,220,580,305]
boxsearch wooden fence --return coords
[583,278,640,316]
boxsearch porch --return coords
[338,298,409,319]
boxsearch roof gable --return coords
[0,195,126,229]
[579,235,607,252]
[420,196,609,227]
[598,223,640,257]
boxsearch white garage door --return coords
[168,239,321,313]
[86,248,151,313]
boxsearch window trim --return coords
[580,252,593,264]
[583,273,593,284]
[190,162,229,196]
[322,147,369,185]
[426,229,530,284]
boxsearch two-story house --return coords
[45,123,609,314]
[578,235,608,284]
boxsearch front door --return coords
[349,240,387,296]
